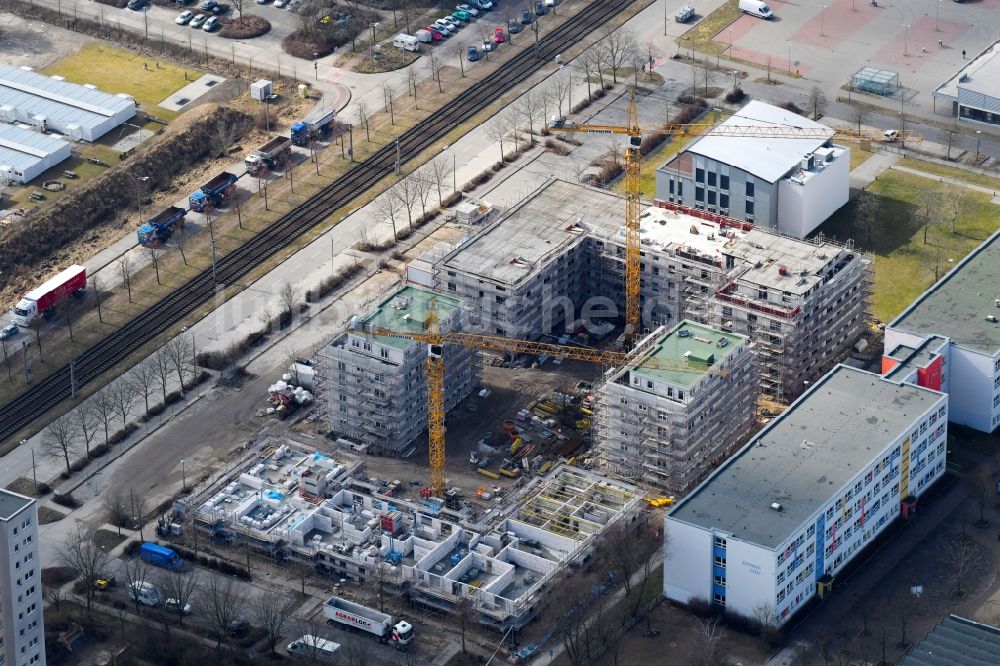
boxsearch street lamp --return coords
[976,130,982,161]
[904,24,910,56]
[370,22,379,59]
[820,5,825,36]
[442,144,457,193]
[935,0,941,32]
[181,458,187,491]
[787,42,792,76]
[134,175,150,228]
[313,54,319,81]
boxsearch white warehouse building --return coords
[0,123,71,184]
[663,365,947,626]
[0,65,136,142]
[655,100,850,239]
[885,226,1000,433]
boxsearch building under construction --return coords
[316,285,477,455]
[598,321,758,493]
[434,179,872,403]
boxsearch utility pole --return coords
[70,358,76,397]
[30,447,37,495]
[533,21,540,59]
[207,211,218,286]
[22,341,30,384]
[395,138,401,176]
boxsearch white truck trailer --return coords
[322,596,414,651]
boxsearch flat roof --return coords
[685,100,834,183]
[900,615,1000,666]
[891,227,1000,355]
[365,285,462,350]
[0,65,134,132]
[725,229,845,295]
[0,123,69,172]
[633,320,747,388]
[0,489,33,521]
[934,42,1000,102]
[669,366,942,549]
[885,336,949,381]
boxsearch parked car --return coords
[883,129,899,141]
[535,2,547,15]
[481,39,493,52]
[211,3,229,14]
[456,3,479,16]
[175,9,194,22]
[0,324,17,341]
[431,20,453,36]
[467,45,480,61]
[165,598,193,615]
[189,13,208,27]
[126,0,147,9]
[442,16,461,31]
[452,9,470,21]
[508,18,522,33]
[426,27,444,40]
[493,27,505,43]
[227,619,251,637]
[520,9,533,23]
[475,0,494,9]
[203,15,220,30]
[274,0,289,7]
[198,0,216,10]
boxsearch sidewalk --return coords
[850,152,900,192]
[891,164,1000,201]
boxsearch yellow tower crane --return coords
[359,307,727,495]
[548,91,921,346]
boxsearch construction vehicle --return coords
[322,596,414,651]
[546,90,922,347]
[245,135,292,176]
[291,107,337,147]
[137,206,186,245]
[188,171,238,212]
[10,265,86,326]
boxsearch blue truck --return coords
[189,171,238,212]
[137,206,187,246]
[139,542,184,571]
[290,107,337,147]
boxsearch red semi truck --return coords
[10,265,87,326]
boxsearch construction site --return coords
[181,435,642,633]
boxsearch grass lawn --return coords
[850,146,873,171]
[613,134,698,197]
[897,156,1000,191]
[678,0,740,54]
[44,44,198,113]
[816,170,1000,321]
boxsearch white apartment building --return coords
[0,490,44,666]
[656,100,850,238]
[664,366,947,626]
[598,321,757,493]
[885,227,1000,433]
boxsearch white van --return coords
[393,34,420,52]
[415,29,432,43]
[287,635,341,661]
[128,582,161,607]
[739,0,773,18]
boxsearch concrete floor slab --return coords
[159,73,226,111]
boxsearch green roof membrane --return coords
[633,320,746,388]
[365,285,462,350]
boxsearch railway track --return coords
[0,0,638,445]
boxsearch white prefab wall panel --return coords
[724,539,777,619]
[663,519,712,604]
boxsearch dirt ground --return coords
[366,359,603,497]
[0,11,92,69]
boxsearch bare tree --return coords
[212,118,241,158]
[968,467,994,525]
[430,154,452,204]
[407,66,418,105]
[119,256,134,303]
[487,113,510,163]
[454,44,465,77]
[279,282,301,323]
[91,275,105,323]
[290,622,335,662]
[105,491,132,533]
[74,401,100,457]
[752,602,778,647]
[429,52,443,93]
[598,27,638,84]
[455,597,473,653]
[516,89,543,140]
[164,336,193,394]
[148,247,162,285]
[382,83,396,124]
[108,378,137,430]
[370,561,396,613]
[153,347,172,402]
[596,514,662,619]
[55,299,75,343]
[204,576,246,650]
[392,178,418,230]
[43,412,78,474]
[343,635,374,666]
[688,616,724,666]
[230,0,245,22]
[551,577,597,666]
[809,86,827,120]
[255,594,298,655]
[917,188,937,244]
[942,183,968,234]
[58,527,111,614]
[92,387,116,446]
[577,45,603,97]
[854,189,880,244]
[413,169,433,219]
[945,123,959,161]
[129,358,159,417]
[550,71,571,119]
[356,100,371,142]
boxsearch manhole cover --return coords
[174,97,190,105]
[206,80,218,87]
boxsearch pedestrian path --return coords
[890,164,1000,203]
[849,151,899,193]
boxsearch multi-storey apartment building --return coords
[655,100,850,238]
[598,321,757,493]
[663,366,947,626]
[0,489,44,666]
[317,286,476,454]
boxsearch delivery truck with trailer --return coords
[322,596,413,651]
[137,206,187,245]
[290,107,337,146]
[189,171,238,212]
[10,265,87,326]
[245,135,292,176]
